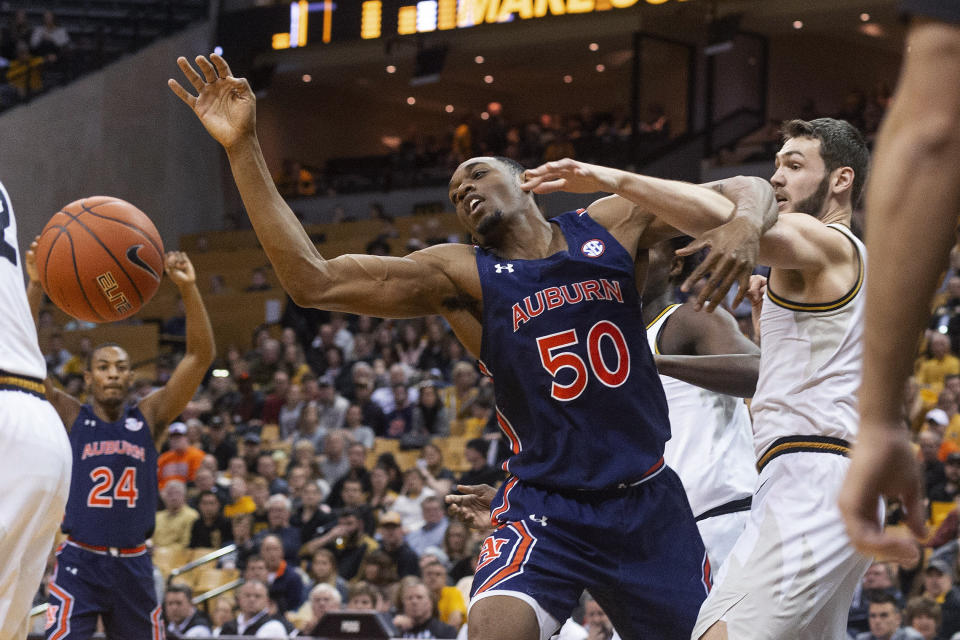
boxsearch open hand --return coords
[838,432,926,565]
[676,216,761,312]
[446,484,497,530]
[168,54,256,150]
[520,159,623,195]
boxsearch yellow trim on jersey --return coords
[645,303,680,355]
[765,226,864,313]
[756,439,851,473]
[0,374,46,396]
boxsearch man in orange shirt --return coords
[158,421,205,490]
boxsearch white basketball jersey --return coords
[646,304,758,517]
[750,223,865,458]
[0,181,47,379]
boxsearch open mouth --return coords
[466,195,483,214]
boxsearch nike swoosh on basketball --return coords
[126,245,159,279]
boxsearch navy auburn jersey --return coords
[477,209,670,490]
[61,404,158,546]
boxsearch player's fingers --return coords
[195,55,218,83]
[531,179,567,194]
[681,249,717,299]
[674,238,705,257]
[698,258,734,311]
[731,272,750,309]
[705,261,741,312]
[168,79,196,107]
[176,56,205,92]
[211,53,233,78]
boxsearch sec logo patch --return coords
[125,417,144,432]
[581,239,605,258]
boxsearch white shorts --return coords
[697,509,750,578]
[0,391,71,639]
[692,453,873,640]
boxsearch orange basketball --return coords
[35,196,164,323]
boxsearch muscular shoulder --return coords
[585,195,652,256]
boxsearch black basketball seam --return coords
[78,202,164,257]
[56,198,117,230]
[63,230,108,323]
[39,224,68,292]
[57,207,147,305]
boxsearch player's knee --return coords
[468,596,540,640]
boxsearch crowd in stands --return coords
[274,103,675,197]
[0,9,72,106]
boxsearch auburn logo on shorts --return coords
[476,537,508,571]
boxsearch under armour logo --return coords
[65,566,78,575]
[84,419,96,427]
[494,263,514,274]
[529,514,549,527]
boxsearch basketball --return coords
[35,196,165,323]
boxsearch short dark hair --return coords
[781,118,870,208]
[867,592,899,607]
[86,342,124,370]
[466,438,487,455]
[494,156,526,178]
[166,583,194,601]
[197,490,220,504]
[905,596,941,625]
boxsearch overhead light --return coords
[302,74,312,82]
[213,46,224,56]
[563,75,573,84]
[474,55,485,64]
[860,12,870,21]
[596,64,605,72]
[386,65,396,73]
[792,20,803,29]
[589,42,599,51]
[480,111,490,120]
[407,96,416,105]
[484,75,494,84]
[445,104,454,113]
[860,23,885,37]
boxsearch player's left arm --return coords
[654,303,760,397]
[139,252,215,440]
[756,212,856,271]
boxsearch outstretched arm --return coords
[139,252,215,440]
[521,160,776,311]
[168,55,465,318]
[25,238,81,429]
[840,17,960,563]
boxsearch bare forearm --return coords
[225,135,329,305]
[701,176,778,233]
[180,282,215,365]
[612,172,735,236]
[859,20,960,432]
[654,354,759,397]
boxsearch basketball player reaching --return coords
[24,245,215,640]
[170,54,776,640]
[642,239,759,574]
[0,181,72,639]
[839,0,960,563]
[522,119,871,640]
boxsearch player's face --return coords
[868,603,901,638]
[771,136,831,217]
[448,157,529,246]
[85,346,132,406]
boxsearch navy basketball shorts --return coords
[469,466,710,640]
[45,542,163,640]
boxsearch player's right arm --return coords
[168,55,469,320]
[24,239,81,430]
[755,212,855,272]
